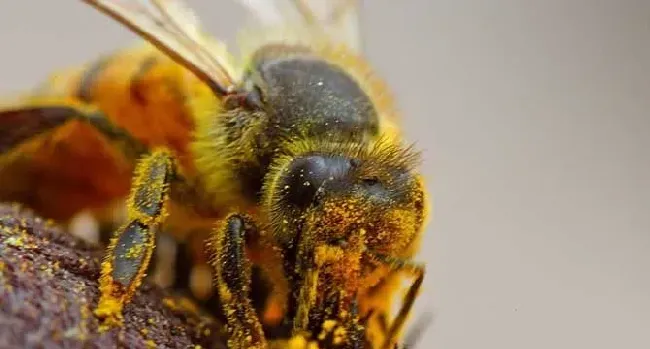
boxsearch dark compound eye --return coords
[361,176,381,187]
[360,176,387,198]
[279,154,352,209]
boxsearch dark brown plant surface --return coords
[0,203,227,349]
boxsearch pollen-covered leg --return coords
[292,255,366,348]
[318,298,366,349]
[344,300,366,349]
[209,214,267,349]
[94,149,175,328]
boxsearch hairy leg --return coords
[94,149,175,328]
[209,214,267,349]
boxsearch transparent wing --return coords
[237,0,363,52]
[324,0,363,51]
[81,0,237,96]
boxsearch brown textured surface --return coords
[0,203,227,349]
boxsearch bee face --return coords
[268,142,425,262]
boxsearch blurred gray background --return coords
[1,1,649,348]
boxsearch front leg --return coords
[94,149,175,328]
[210,214,267,349]
[373,255,425,349]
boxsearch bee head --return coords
[264,139,427,285]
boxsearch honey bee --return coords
[0,0,430,348]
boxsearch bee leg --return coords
[398,311,434,349]
[376,256,425,349]
[342,298,366,349]
[94,149,175,328]
[210,214,267,349]
[358,275,398,347]
[313,296,366,349]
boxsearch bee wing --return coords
[326,0,363,52]
[237,0,363,52]
[81,0,237,96]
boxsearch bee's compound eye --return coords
[279,155,352,209]
[361,176,381,187]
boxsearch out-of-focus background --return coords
[1,1,649,348]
